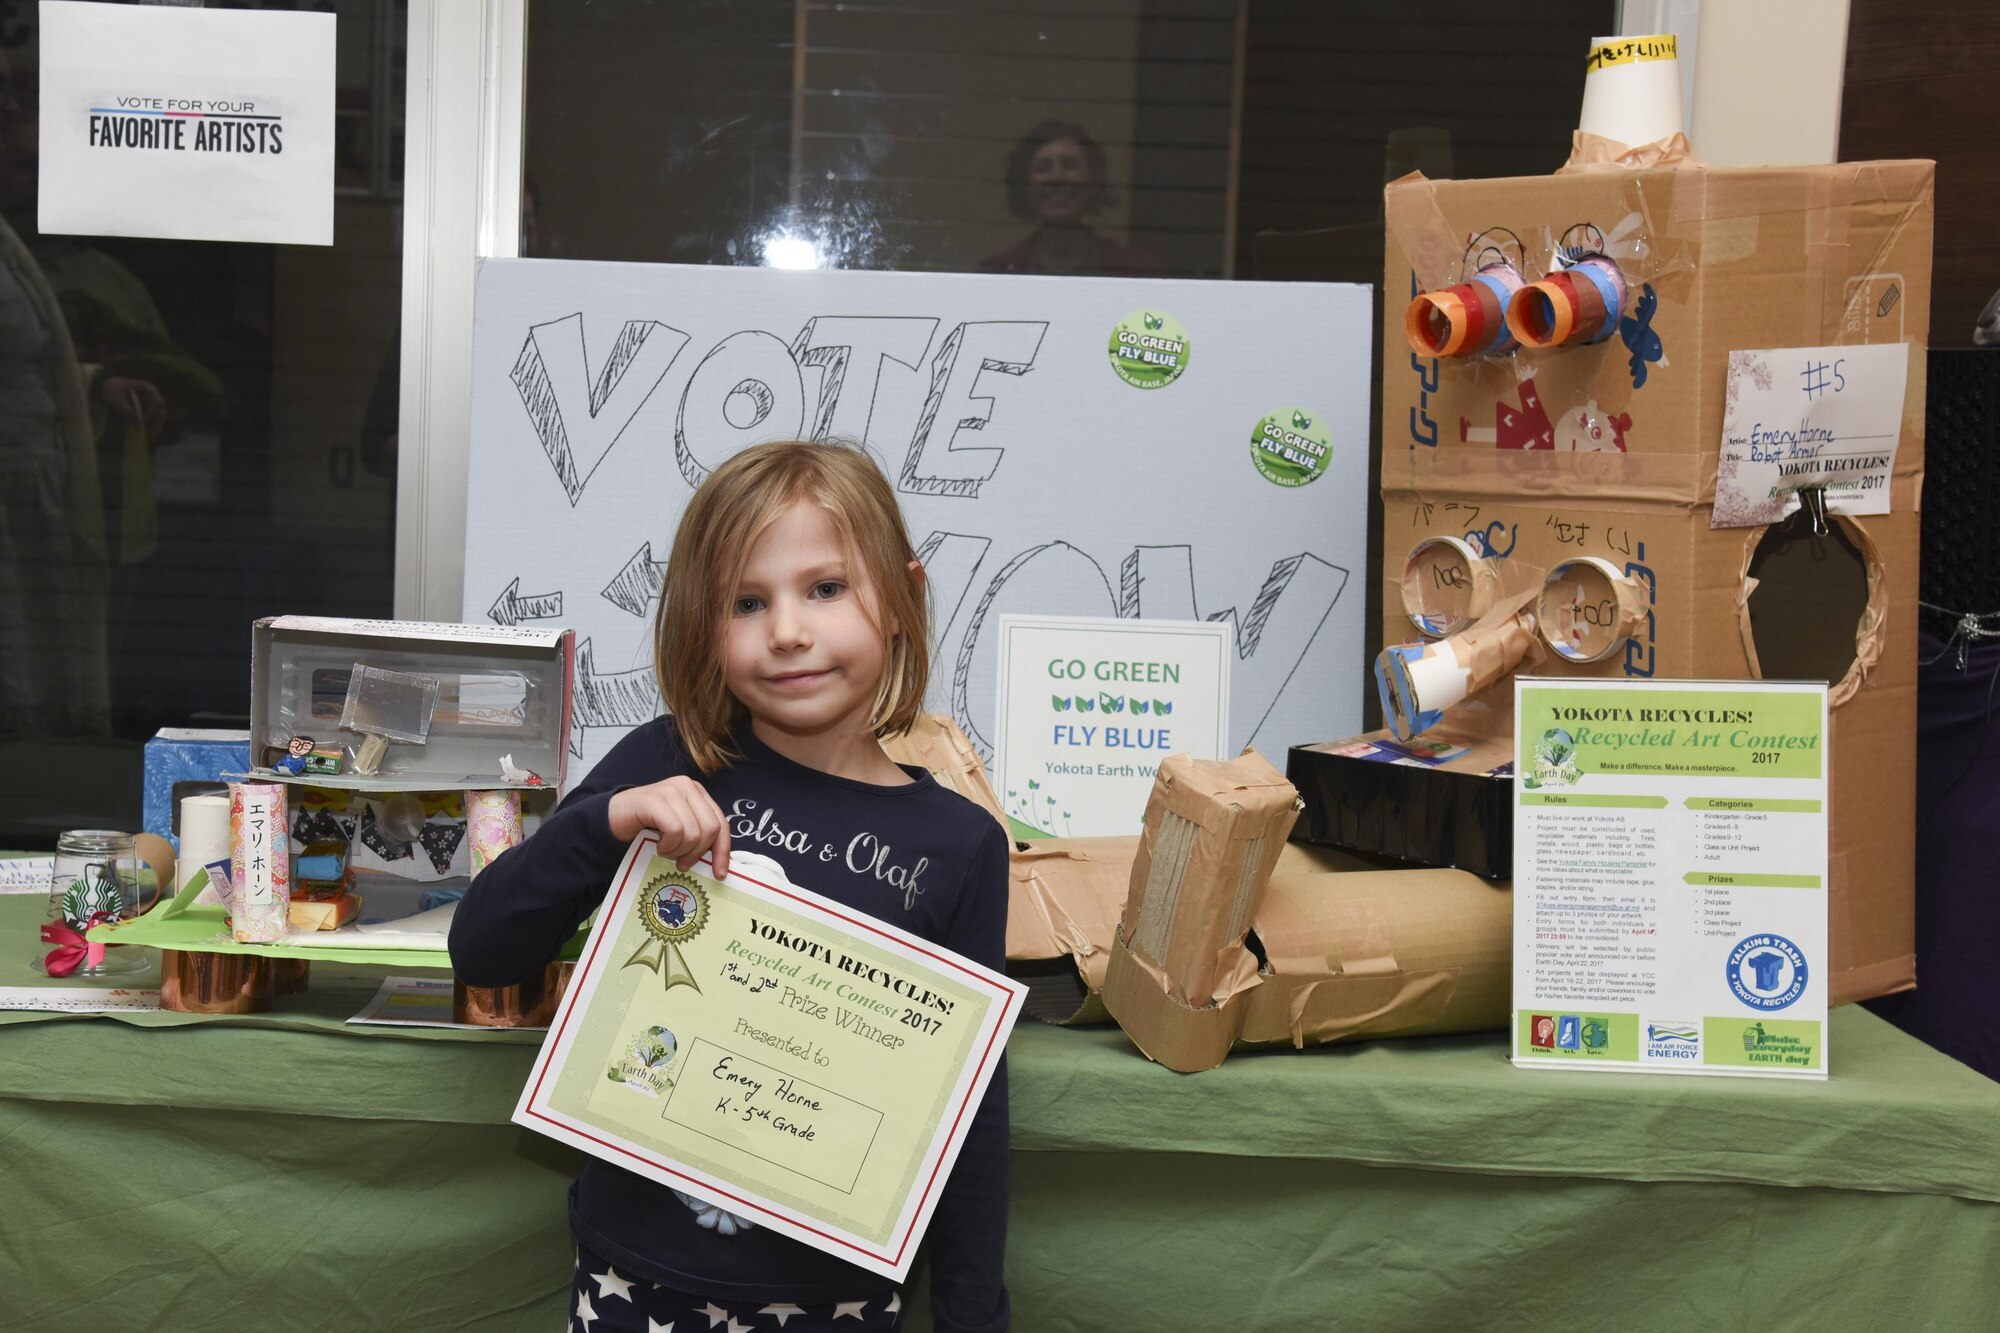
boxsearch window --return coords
[1,0,405,846]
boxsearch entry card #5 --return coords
[514,837,1024,1281]
[38,1,335,245]
[1712,343,1910,528]
[1511,678,1829,1080]
[993,615,1231,839]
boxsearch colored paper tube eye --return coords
[1536,556,1647,663]
[1401,535,1499,638]
[1507,278,1576,348]
[1567,255,1627,343]
[1404,288,1473,357]
[1404,264,1529,359]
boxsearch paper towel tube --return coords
[1538,556,1647,663]
[177,793,231,892]
[1401,535,1499,638]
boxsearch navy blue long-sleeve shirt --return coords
[449,716,1010,1331]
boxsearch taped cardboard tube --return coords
[1378,560,1546,741]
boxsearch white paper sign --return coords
[37,1,335,245]
[1511,678,1829,1079]
[994,615,1230,838]
[1713,343,1910,528]
[465,261,1370,784]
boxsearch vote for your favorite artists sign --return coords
[993,616,1230,838]
[515,838,1022,1282]
[1510,678,1829,1080]
[37,1,335,245]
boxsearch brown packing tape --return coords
[1271,970,1463,1049]
[1733,516,1888,707]
[1384,447,1711,506]
[1101,933,1252,1074]
[1006,836,1133,965]
[1558,129,1698,174]
[1666,159,1933,225]
[1149,752,1297,1005]
[880,713,1007,832]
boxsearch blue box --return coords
[143,728,250,849]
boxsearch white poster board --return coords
[993,615,1230,838]
[37,1,335,246]
[466,259,1371,783]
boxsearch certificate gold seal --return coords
[627,866,707,993]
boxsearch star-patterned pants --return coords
[571,1245,904,1332]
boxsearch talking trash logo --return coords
[1249,407,1331,487]
[1107,309,1191,389]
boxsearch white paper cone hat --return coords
[1577,34,1683,148]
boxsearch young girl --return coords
[450,441,1011,1333]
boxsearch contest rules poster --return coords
[514,837,1023,1280]
[466,260,1371,783]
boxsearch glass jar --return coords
[37,830,151,977]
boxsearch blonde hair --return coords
[656,441,930,773]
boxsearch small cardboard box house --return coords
[247,617,576,791]
[1336,160,1934,1005]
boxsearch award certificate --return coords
[513,836,1023,1280]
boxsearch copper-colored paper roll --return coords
[453,961,573,1028]
[159,949,273,1014]
[270,958,311,994]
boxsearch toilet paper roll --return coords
[178,793,232,901]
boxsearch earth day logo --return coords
[1523,727,1581,788]
[1107,309,1191,389]
[1249,407,1332,487]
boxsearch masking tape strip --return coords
[1586,34,1677,70]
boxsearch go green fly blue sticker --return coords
[1107,309,1190,389]
[1250,407,1331,487]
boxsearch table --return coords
[3,895,1997,1332]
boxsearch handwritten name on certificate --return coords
[514,837,1023,1281]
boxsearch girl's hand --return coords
[608,778,732,879]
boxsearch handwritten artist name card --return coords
[1712,343,1910,528]
[515,841,1022,1281]
[38,1,335,245]
[993,615,1231,839]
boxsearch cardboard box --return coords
[1366,162,1933,1004]
[1107,750,1300,1012]
[1004,837,1410,1027]
[1005,836,1136,1024]
[143,728,250,848]
[247,617,575,792]
[1103,859,1514,1074]
[1288,726,1515,878]
[880,713,1007,832]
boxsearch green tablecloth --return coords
[3,896,1997,1332]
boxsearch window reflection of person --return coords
[0,49,118,736]
[980,120,1155,277]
